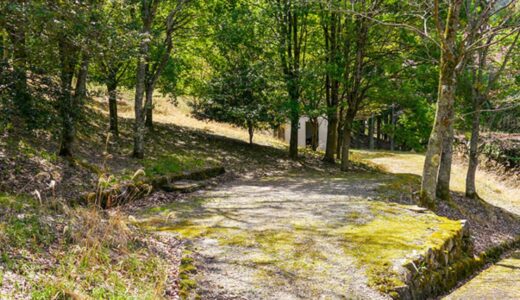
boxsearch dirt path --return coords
[137,168,464,299]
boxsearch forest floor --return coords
[1,91,520,299]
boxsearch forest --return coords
[0,0,519,299]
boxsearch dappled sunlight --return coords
[137,171,464,299]
[356,150,520,216]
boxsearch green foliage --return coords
[191,1,276,138]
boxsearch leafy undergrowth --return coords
[0,193,172,299]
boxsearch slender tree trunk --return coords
[340,108,356,171]
[75,56,89,101]
[289,113,299,159]
[466,100,481,198]
[323,15,339,162]
[144,84,154,129]
[369,114,374,150]
[436,113,454,200]
[383,112,388,142]
[58,42,77,157]
[420,70,457,207]
[376,116,381,148]
[133,33,150,159]
[390,104,396,151]
[336,107,344,159]
[420,0,462,208]
[324,110,338,161]
[247,120,254,145]
[107,79,119,137]
[311,117,319,151]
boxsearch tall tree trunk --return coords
[368,114,374,150]
[324,110,338,161]
[376,116,381,148]
[465,100,481,198]
[107,79,119,137]
[133,33,150,159]
[390,104,395,151]
[311,117,319,151]
[289,112,299,159]
[144,84,154,129]
[420,66,457,207]
[323,13,339,163]
[58,43,78,157]
[436,114,454,200]
[247,120,254,145]
[336,106,344,159]
[340,108,356,171]
[75,56,89,101]
[420,0,462,208]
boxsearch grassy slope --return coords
[356,150,520,216]
[0,89,299,299]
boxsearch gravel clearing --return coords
[138,168,463,300]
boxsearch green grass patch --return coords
[336,202,462,294]
[144,153,217,177]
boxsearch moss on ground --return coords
[139,191,462,297]
[143,152,220,177]
[335,202,462,293]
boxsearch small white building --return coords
[274,116,329,150]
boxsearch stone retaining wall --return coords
[395,220,476,299]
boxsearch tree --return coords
[94,0,138,138]
[337,0,400,171]
[192,0,274,145]
[421,0,518,206]
[464,31,519,198]
[47,1,100,156]
[133,0,191,159]
[270,0,311,159]
[320,1,342,162]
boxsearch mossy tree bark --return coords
[420,0,462,208]
[58,40,79,157]
[436,110,454,201]
[322,10,340,163]
[340,108,356,171]
[133,0,155,159]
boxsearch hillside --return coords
[1,92,519,299]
